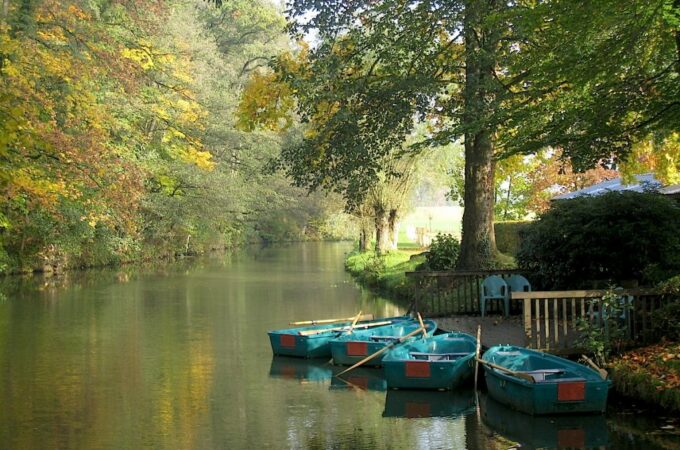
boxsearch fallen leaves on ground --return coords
[613,342,680,391]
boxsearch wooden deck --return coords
[409,270,670,355]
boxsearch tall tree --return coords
[276,0,678,268]
[276,0,514,268]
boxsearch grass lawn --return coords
[398,206,463,245]
[345,249,426,300]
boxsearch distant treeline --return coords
[0,0,349,274]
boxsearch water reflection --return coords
[330,367,388,392]
[481,394,609,449]
[269,356,334,383]
[383,388,476,419]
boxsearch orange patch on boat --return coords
[557,382,585,401]
[280,334,297,348]
[346,342,368,356]
[405,361,431,378]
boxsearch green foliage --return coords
[0,0,346,274]
[517,192,680,289]
[494,221,532,257]
[499,0,679,170]
[277,0,678,270]
[576,290,627,366]
[345,250,424,300]
[650,301,680,342]
[423,234,461,271]
[610,364,680,413]
[649,275,680,341]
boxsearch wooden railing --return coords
[514,289,665,353]
[406,269,525,316]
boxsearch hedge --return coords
[494,221,532,257]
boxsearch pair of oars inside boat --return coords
[298,319,395,336]
[471,326,535,384]
[294,310,365,336]
[289,313,374,326]
[475,358,537,383]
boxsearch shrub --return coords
[517,191,680,289]
[494,221,532,257]
[649,275,680,341]
[575,290,627,366]
[424,233,461,271]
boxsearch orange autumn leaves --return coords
[614,342,680,391]
[0,0,213,236]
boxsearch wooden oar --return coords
[289,314,374,326]
[298,320,393,336]
[335,326,425,377]
[474,325,482,390]
[346,310,363,335]
[581,354,609,380]
[476,358,536,383]
[416,312,427,338]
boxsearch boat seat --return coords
[411,352,470,361]
[370,336,400,342]
[530,375,587,383]
[522,369,565,382]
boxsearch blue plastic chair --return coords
[480,276,509,317]
[507,275,531,293]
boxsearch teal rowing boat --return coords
[382,332,477,390]
[268,315,409,358]
[482,345,611,415]
[330,319,437,367]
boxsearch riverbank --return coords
[2,237,353,278]
[344,249,425,302]
[609,341,680,412]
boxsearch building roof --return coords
[660,184,680,195]
[552,173,663,200]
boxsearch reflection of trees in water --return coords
[0,276,217,448]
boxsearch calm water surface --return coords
[0,242,678,449]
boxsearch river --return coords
[0,242,677,449]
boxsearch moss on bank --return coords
[345,250,425,301]
[609,342,680,412]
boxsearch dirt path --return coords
[437,315,526,348]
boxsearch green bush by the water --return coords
[422,233,460,271]
[517,191,680,289]
[345,250,425,300]
[649,275,680,341]
[494,221,531,257]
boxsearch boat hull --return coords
[383,332,477,390]
[268,316,409,358]
[482,346,611,415]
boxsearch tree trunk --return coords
[2,0,8,21]
[387,209,399,251]
[374,207,390,255]
[358,221,370,251]
[457,0,499,270]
